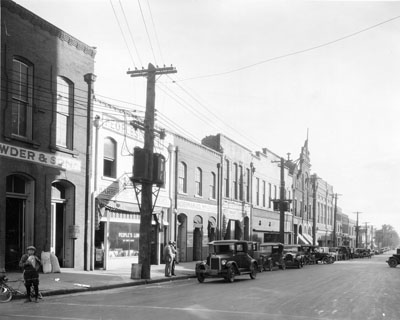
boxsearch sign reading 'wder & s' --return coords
[0,142,81,172]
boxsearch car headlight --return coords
[221,259,227,266]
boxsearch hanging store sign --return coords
[0,142,81,172]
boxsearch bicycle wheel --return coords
[0,284,13,303]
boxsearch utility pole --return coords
[353,212,362,248]
[279,157,285,244]
[127,63,177,279]
[365,222,369,248]
[333,193,342,247]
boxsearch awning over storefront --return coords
[298,233,311,245]
[303,233,313,244]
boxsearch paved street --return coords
[1,253,399,320]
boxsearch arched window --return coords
[11,58,33,138]
[195,167,202,196]
[103,138,116,178]
[56,76,74,149]
[178,162,187,193]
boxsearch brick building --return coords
[0,0,96,271]
[172,133,220,262]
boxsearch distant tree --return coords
[375,224,399,249]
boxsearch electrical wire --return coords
[118,0,143,67]
[110,0,137,68]
[145,0,164,64]
[176,14,400,82]
[137,0,157,64]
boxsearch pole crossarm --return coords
[127,66,177,77]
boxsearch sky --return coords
[12,0,400,232]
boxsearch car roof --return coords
[260,242,283,246]
[209,240,247,245]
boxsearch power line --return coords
[137,0,157,64]
[118,0,143,67]
[145,0,164,64]
[110,0,137,68]
[177,14,400,82]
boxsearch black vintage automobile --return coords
[300,245,318,265]
[195,240,258,283]
[387,248,400,268]
[253,242,286,271]
[283,244,305,269]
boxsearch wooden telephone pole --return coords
[127,63,176,279]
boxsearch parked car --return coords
[386,248,400,268]
[283,244,305,268]
[253,242,286,271]
[195,240,258,283]
[300,245,318,265]
[314,247,335,264]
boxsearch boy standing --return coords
[19,246,41,302]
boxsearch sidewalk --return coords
[4,261,197,300]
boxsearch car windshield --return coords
[212,244,234,254]
[260,245,272,254]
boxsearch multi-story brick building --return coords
[251,148,293,243]
[287,139,315,245]
[92,102,174,269]
[0,0,96,271]
[202,134,253,242]
[171,133,220,262]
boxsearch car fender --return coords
[195,261,207,271]
[226,261,239,274]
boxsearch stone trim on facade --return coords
[2,0,97,58]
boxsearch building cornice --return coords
[3,0,97,58]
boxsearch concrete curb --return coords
[11,274,197,301]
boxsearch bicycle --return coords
[0,274,42,303]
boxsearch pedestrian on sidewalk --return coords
[19,246,41,303]
[163,241,175,277]
[171,241,178,276]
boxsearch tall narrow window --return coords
[210,172,216,199]
[233,163,238,199]
[195,167,202,196]
[262,180,266,207]
[103,138,116,178]
[239,165,243,201]
[246,168,250,202]
[178,162,187,193]
[11,58,33,138]
[268,183,272,208]
[56,76,74,148]
[256,178,260,206]
[224,159,230,197]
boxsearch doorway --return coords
[5,174,34,270]
[5,197,25,270]
[51,181,75,267]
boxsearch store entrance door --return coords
[5,197,25,270]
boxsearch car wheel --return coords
[322,257,329,264]
[250,264,257,279]
[388,258,398,268]
[197,273,205,283]
[226,266,235,283]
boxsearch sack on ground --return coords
[50,252,61,273]
[41,251,52,274]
